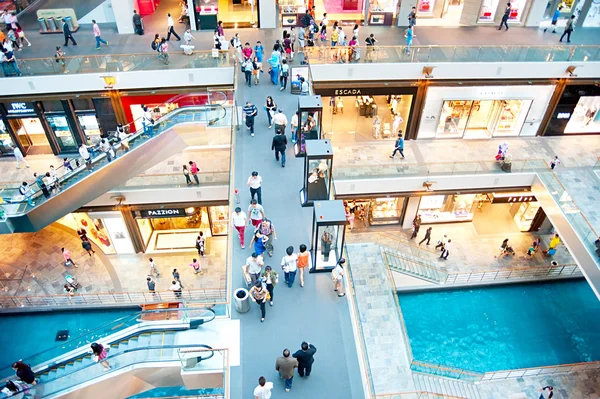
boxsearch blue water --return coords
[127,386,224,398]
[397,280,600,373]
[0,308,137,369]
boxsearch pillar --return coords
[111,0,136,34]
[402,197,421,230]
[259,0,277,29]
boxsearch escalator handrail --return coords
[10,344,216,398]
[0,307,216,382]
[2,103,229,215]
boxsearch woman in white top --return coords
[281,246,298,288]
[353,23,360,40]
[331,258,346,297]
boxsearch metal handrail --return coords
[376,391,469,399]
[382,249,447,277]
[444,263,581,284]
[376,231,440,256]
[410,360,484,378]
[0,289,228,309]
[482,360,600,380]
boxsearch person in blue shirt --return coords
[390,132,405,159]
[405,26,413,55]
[544,6,562,33]
[253,41,264,63]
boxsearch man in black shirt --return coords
[498,3,511,31]
[271,130,288,168]
[365,34,377,62]
[292,341,317,377]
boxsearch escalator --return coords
[0,307,217,398]
[0,93,232,234]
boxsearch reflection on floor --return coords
[472,203,520,235]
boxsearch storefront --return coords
[340,190,546,233]
[0,96,118,157]
[58,202,229,254]
[417,84,555,139]
[544,83,600,136]
[314,85,418,143]
[191,0,258,29]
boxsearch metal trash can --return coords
[46,17,56,31]
[38,17,47,32]
[64,16,75,31]
[234,288,250,313]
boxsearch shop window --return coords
[369,198,405,226]
[45,114,78,152]
[418,0,435,14]
[60,213,117,255]
[507,0,527,21]
[564,96,600,134]
[323,94,413,142]
[209,205,229,236]
[77,114,102,146]
[42,100,64,112]
[0,120,15,155]
[9,118,52,155]
[437,100,473,138]
[478,0,499,21]
[72,98,95,111]
[418,194,476,224]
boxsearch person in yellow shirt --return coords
[549,234,561,249]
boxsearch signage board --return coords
[140,208,187,218]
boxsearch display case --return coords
[369,197,405,225]
[419,194,476,224]
[310,200,347,272]
[280,1,306,27]
[208,205,229,236]
[290,66,310,95]
[300,140,333,207]
[0,120,15,155]
[295,95,323,157]
[514,201,540,232]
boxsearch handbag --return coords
[92,355,99,363]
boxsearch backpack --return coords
[151,40,158,51]
[313,24,319,33]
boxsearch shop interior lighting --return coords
[102,75,116,89]
[185,207,196,214]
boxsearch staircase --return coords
[38,331,177,391]
[413,372,482,399]
[381,247,448,283]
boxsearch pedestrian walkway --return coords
[227,55,363,398]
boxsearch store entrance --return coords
[417,0,464,26]
[323,94,413,142]
[136,205,228,253]
[9,117,52,155]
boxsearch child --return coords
[190,258,202,274]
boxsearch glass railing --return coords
[16,51,234,77]
[110,171,230,191]
[0,104,228,218]
[334,158,537,180]
[376,392,470,399]
[305,44,600,64]
[0,307,216,381]
[8,343,219,399]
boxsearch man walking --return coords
[92,20,108,49]
[232,207,247,248]
[389,132,405,159]
[248,199,265,229]
[148,257,160,277]
[410,214,422,239]
[247,171,262,204]
[243,101,258,137]
[544,6,562,33]
[498,3,511,31]
[245,252,264,285]
[146,277,156,293]
[419,227,432,245]
[293,341,317,377]
[133,10,144,35]
[271,129,288,168]
[63,19,77,46]
[13,146,29,169]
[435,234,448,250]
[440,239,451,260]
[549,155,561,170]
[166,13,181,41]
[365,33,377,62]
[253,376,273,399]
[272,109,288,135]
[275,349,298,392]
[559,15,575,43]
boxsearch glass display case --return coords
[208,205,229,236]
[295,95,323,157]
[514,201,541,232]
[419,194,476,224]
[280,0,306,26]
[301,140,333,207]
[0,120,15,155]
[311,200,347,272]
[77,113,102,146]
[45,113,77,152]
[369,197,405,225]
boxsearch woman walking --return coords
[250,230,268,258]
[331,258,346,297]
[249,280,268,322]
[297,244,309,287]
[183,165,192,185]
[265,96,277,128]
[91,342,110,370]
[15,23,31,47]
[267,45,281,85]
[261,265,278,306]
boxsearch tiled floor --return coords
[0,224,227,298]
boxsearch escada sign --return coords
[335,89,362,95]
[141,208,186,218]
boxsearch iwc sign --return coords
[140,208,186,218]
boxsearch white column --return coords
[259,0,277,28]
[111,0,136,34]
[402,196,421,230]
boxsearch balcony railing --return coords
[481,361,600,380]
[15,51,234,77]
[305,44,600,64]
[444,263,582,284]
[375,392,469,399]
[0,288,227,309]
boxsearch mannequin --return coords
[321,228,334,261]
[392,114,404,134]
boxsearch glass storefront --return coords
[437,99,532,138]
[77,114,102,146]
[45,113,78,152]
[564,96,600,134]
[478,0,499,22]
[209,205,229,236]
[316,224,342,269]
[507,0,527,21]
[192,0,257,29]
[418,194,477,223]
[8,117,51,155]
[322,94,414,142]
[0,120,15,155]
[545,85,600,136]
[343,197,406,227]
[418,0,435,14]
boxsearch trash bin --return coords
[551,261,559,267]
[64,16,75,31]
[234,288,250,313]
[38,17,47,32]
[55,16,63,31]
[46,17,56,31]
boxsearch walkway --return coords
[227,59,363,397]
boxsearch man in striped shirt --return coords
[243,101,258,137]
